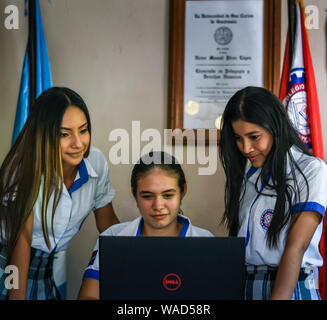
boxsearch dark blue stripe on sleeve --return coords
[83,269,99,281]
[292,202,326,216]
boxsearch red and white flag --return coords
[279,1,326,299]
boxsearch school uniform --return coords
[83,214,213,281]
[238,146,327,300]
[0,147,115,299]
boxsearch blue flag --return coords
[11,0,52,145]
[35,0,52,98]
[11,48,30,145]
[11,1,68,300]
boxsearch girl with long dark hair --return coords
[0,87,119,299]
[219,86,327,300]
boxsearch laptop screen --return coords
[99,236,245,300]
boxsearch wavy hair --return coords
[0,87,91,262]
[219,86,311,248]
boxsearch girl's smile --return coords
[60,106,90,173]
[232,119,274,168]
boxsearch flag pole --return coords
[287,0,296,64]
[28,0,36,110]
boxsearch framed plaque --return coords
[168,0,281,143]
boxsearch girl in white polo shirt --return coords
[78,151,213,300]
[219,86,327,300]
[0,87,119,299]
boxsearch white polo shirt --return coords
[238,146,327,267]
[31,147,115,253]
[83,214,214,281]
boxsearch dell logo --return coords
[163,273,181,291]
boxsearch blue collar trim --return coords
[246,166,271,188]
[68,159,89,196]
[136,219,143,237]
[246,165,258,179]
[136,215,189,237]
[177,215,189,237]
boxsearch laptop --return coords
[99,236,245,300]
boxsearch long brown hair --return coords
[0,87,91,262]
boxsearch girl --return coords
[219,86,327,300]
[78,151,213,300]
[0,87,119,299]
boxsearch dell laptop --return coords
[99,236,245,300]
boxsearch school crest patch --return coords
[260,209,274,231]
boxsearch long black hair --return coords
[219,86,311,248]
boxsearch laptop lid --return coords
[99,236,245,300]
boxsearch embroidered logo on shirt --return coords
[260,209,274,230]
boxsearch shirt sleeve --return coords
[83,239,100,281]
[292,158,327,216]
[92,150,115,211]
[82,226,118,281]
